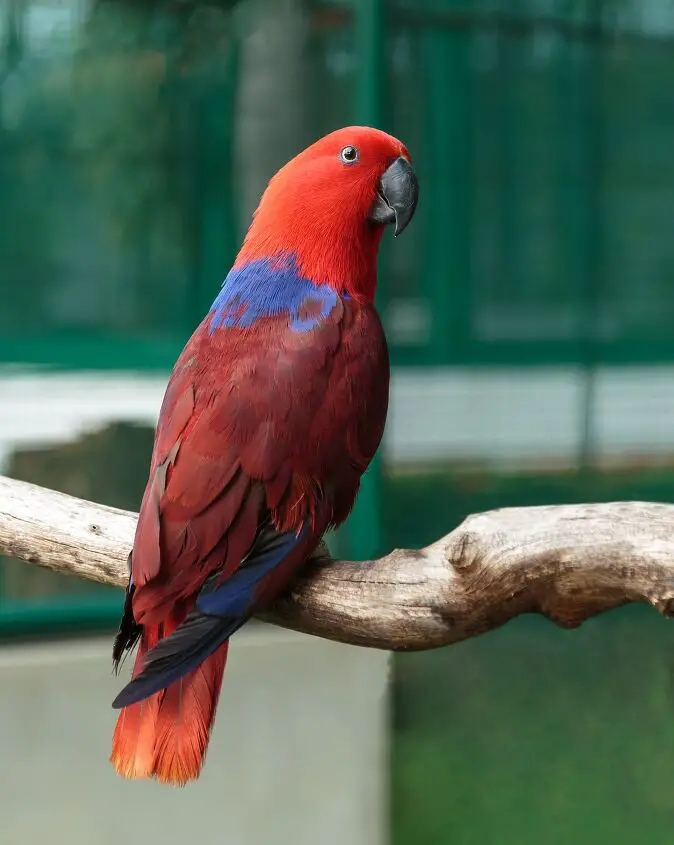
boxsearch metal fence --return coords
[2,1,674,369]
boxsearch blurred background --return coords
[1,0,674,842]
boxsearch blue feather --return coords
[208,253,338,334]
[196,523,308,617]
[111,523,310,708]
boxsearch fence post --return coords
[342,0,385,561]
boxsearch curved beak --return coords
[369,156,419,236]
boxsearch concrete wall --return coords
[0,626,389,845]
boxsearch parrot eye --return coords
[339,145,359,164]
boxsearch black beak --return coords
[369,156,419,236]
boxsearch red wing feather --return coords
[131,298,387,610]
[114,298,389,785]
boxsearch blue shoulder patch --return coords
[209,254,339,334]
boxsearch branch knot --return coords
[445,530,481,571]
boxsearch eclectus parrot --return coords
[110,126,419,785]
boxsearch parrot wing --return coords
[112,294,388,707]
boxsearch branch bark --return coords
[1,473,674,649]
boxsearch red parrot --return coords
[110,126,419,785]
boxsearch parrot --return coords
[110,125,419,786]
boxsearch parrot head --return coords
[236,126,419,301]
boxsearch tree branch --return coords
[1,474,674,649]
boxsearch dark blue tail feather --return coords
[112,523,308,710]
[111,610,240,709]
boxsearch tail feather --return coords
[112,609,242,709]
[110,638,161,780]
[152,648,227,785]
[110,519,318,784]
[110,696,161,780]
[110,626,228,786]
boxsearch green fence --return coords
[2,0,674,372]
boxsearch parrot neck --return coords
[209,254,340,334]
[234,210,385,304]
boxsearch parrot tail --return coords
[110,624,229,786]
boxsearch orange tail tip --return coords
[111,643,228,786]
[110,694,160,780]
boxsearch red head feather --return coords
[236,126,412,302]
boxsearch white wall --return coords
[0,626,389,845]
[2,367,674,470]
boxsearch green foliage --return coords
[392,608,674,844]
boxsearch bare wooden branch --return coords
[1,473,674,649]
